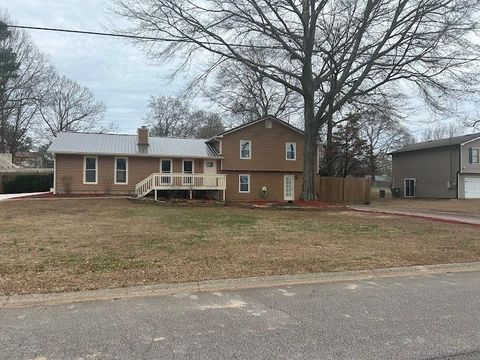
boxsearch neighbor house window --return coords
[286,142,296,160]
[115,157,128,184]
[470,148,480,164]
[239,174,250,193]
[240,140,251,159]
[84,156,97,184]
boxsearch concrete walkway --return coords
[350,205,480,226]
[0,192,50,201]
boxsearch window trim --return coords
[239,174,250,193]
[114,157,128,185]
[470,148,480,164]
[286,142,297,161]
[83,155,98,185]
[240,140,252,159]
[160,159,173,174]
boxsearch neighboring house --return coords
[47,116,306,201]
[14,152,43,168]
[390,133,480,199]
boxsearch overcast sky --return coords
[3,0,468,138]
[3,0,187,133]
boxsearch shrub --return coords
[3,174,53,194]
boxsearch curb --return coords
[350,207,480,227]
[2,262,480,309]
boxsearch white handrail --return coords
[135,173,227,198]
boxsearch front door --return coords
[404,178,415,197]
[284,175,295,201]
[183,160,194,185]
[204,160,217,187]
[160,159,172,184]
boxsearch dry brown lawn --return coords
[370,198,480,215]
[1,198,480,295]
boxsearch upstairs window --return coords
[115,157,128,184]
[240,140,251,159]
[286,142,296,160]
[470,148,480,164]
[84,156,97,184]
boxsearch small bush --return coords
[3,174,53,194]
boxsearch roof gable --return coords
[215,116,304,138]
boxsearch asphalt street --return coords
[2,270,480,359]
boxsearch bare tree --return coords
[361,110,413,179]
[114,0,480,199]
[202,58,300,125]
[0,16,48,156]
[421,122,466,141]
[145,95,193,137]
[38,73,107,138]
[145,95,224,138]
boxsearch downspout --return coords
[53,153,57,194]
[457,144,461,199]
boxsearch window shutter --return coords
[469,148,473,164]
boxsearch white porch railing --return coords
[135,173,226,198]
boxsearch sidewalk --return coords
[350,205,480,226]
[2,261,480,308]
[0,192,50,201]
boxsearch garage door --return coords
[465,177,480,199]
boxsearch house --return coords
[390,133,480,199]
[14,152,44,168]
[47,116,306,201]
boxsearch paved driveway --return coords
[369,198,480,215]
[2,270,480,359]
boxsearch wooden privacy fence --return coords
[316,176,371,204]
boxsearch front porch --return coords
[135,173,227,200]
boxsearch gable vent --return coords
[265,119,272,128]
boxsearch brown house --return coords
[48,117,307,201]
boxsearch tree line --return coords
[0,14,108,161]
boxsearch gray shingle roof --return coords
[48,132,220,158]
[390,133,480,154]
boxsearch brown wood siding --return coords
[221,119,305,172]
[224,171,303,201]
[55,155,207,194]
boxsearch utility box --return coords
[391,187,401,198]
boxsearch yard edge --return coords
[2,261,480,309]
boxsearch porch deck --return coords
[135,173,226,199]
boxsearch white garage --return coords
[464,177,480,199]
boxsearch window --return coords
[470,148,480,164]
[84,156,97,184]
[240,140,251,159]
[286,142,296,160]
[115,157,128,184]
[239,174,250,193]
[161,159,172,173]
[183,159,194,185]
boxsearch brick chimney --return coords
[137,126,149,146]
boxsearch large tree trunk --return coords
[325,114,334,176]
[301,92,318,200]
